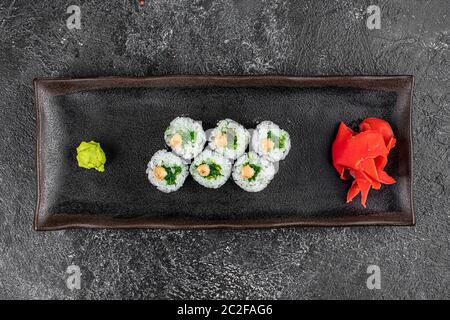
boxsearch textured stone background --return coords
[0,0,449,299]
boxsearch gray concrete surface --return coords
[0,0,449,299]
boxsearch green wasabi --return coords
[76,141,106,172]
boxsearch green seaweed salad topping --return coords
[189,130,196,142]
[180,130,196,144]
[162,165,182,185]
[279,134,287,149]
[243,162,262,182]
[267,130,288,150]
[198,161,222,180]
[221,128,238,150]
[233,135,238,150]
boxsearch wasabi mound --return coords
[76,141,106,172]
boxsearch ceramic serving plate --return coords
[33,76,414,230]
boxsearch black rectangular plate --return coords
[34,76,414,230]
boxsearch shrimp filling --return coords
[153,166,167,180]
[261,138,274,152]
[196,164,210,177]
[169,133,183,148]
[240,165,255,179]
[214,133,228,148]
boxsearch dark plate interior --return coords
[34,76,414,230]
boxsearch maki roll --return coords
[146,150,189,193]
[251,121,291,162]
[208,119,250,160]
[164,117,206,160]
[190,149,232,189]
[232,152,276,192]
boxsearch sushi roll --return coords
[208,119,250,160]
[232,152,276,192]
[164,117,206,160]
[190,149,232,189]
[251,121,291,162]
[146,150,189,193]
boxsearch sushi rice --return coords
[146,150,189,193]
[164,117,206,160]
[208,119,250,160]
[190,149,232,188]
[251,121,291,162]
[232,152,276,192]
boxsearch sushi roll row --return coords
[146,117,291,193]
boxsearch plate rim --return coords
[33,75,415,231]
